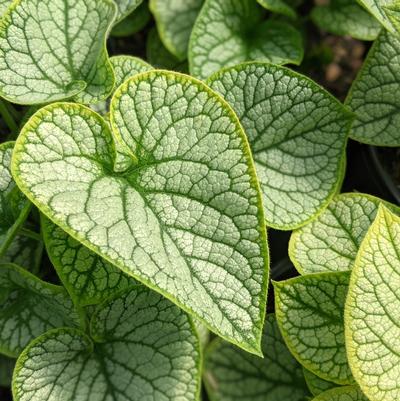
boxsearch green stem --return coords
[19,227,42,242]
[0,99,18,133]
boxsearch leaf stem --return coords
[0,99,18,133]
[19,227,42,242]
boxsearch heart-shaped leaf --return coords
[208,63,352,229]
[42,216,132,306]
[256,0,299,19]
[189,0,303,79]
[312,386,369,401]
[0,263,82,357]
[346,30,400,146]
[345,205,400,401]
[204,314,311,401]
[150,0,203,61]
[303,368,338,397]
[13,285,201,401]
[0,0,116,105]
[12,71,269,354]
[311,0,381,40]
[274,272,352,384]
[289,193,399,274]
[357,0,399,34]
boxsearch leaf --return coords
[12,71,269,354]
[0,0,116,105]
[311,0,381,41]
[357,0,399,34]
[207,63,352,230]
[42,216,132,306]
[189,0,304,80]
[110,55,153,89]
[114,0,143,23]
[274,271,353,384]
[345,206,400,401]
[13,286,201,401]
[289,193,399,274]
[0,142,30,257]
[203,314,311,401]
[256,0,299,19]
[345,30,400,146]
[150,0,203,60]
[303,368,338,397]
[146,27,188,72]
[0,354,14,386]
[0,0,11,16]
[0,263,82,357]
[111,1,151,37]
[312,386,369,401]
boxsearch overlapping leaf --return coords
[0,263,82,357]
[312,0,381,40]
[189,0,303,79]
[346,30,400,146]
[0,0,116,104]
[208,63,352,229]
[12,71,269,354]
[150,0,203,60]
[114,0,143,23]
[289,193,399,274]
[345,206,400,401]
[111,2,151,37]
[312,386,369,401]
[256,0,299,18]
[357,0,400,34]
[274,272,352,384]
[13,286,201,401]
[303,368,338,397]
[204,314,310,401]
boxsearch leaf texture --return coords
[312,386,370,401]
[303,368,338,397]
[357,0,400,34]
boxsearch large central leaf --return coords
[12,71,269,354]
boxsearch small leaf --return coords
[150,0,203,60]
[146,27,188,72]
[345,206,400,401]
[289,193,399,274]
[357,0,399,34]
[12,71,269,354]
[189,0,303,79]
[204,314,311,401]
[256,0,299,19]
[208,63,352,229]
[303,368,338,397]
[346,30,400,146]
[114,0,143,23]
[274,271,353,384]
[0,0,116,104]
[0,354,14,386]
[312,386,369,401]
[42,216,132,306]
[111,1,151,37]
[311,0,381,41]
[13,286,201,401]
[0,263,82,357]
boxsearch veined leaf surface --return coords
[208,63,352,229]
[111,2,151,37]
[12,71,269,354]
[256,0,299,18]
[357,0,400,34]
[0,0,116,105]
[312,386,369,401]
[303,368,338,396]
[274,272,353,384]
[189,0,303,79]
[114,0,143,23]
[13,286,201,401]
[345,206,400,401]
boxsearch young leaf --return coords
[111,2,151,37]
[274,272,353,384]
[312,386,369,401]
[207,63,352,229]
[256,0,299,19]
[204,314,311,401]
[0,0,116,105]
[146,28,188,72]
[345,206,400,401]
[357,0,399,34]
[346,30,400,146]
[13,286,201,401]
[303,368,338,397]
[0,354,14,386]
[0,263,82,357]
[311,0,381,41]
[189,0,303,80]
[12,71,269,355]
[0,142,30,258]
[289,193,399,274]
[42,216,132,306]
[150,0,203,61]
[114,0,143,24]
